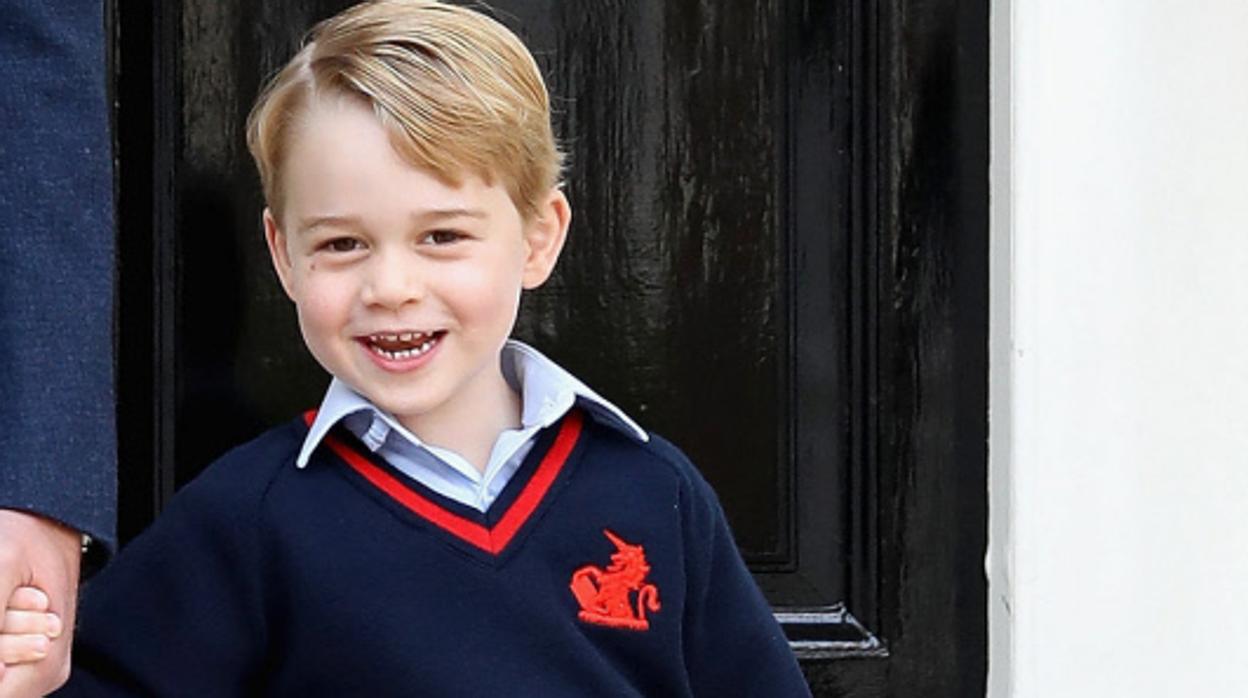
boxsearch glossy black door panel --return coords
[111,1,987,694]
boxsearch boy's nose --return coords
[361,252,425,308]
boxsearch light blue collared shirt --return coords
[296,340,648,511]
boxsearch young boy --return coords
[42,1,810,694]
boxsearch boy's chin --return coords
[357,389,438,419]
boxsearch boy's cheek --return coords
[286,281,344,324]
[300,283,348,309]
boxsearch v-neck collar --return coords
[304,409,585,557]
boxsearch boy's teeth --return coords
[369,336,437,361]
[369,331,432,344]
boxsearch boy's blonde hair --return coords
[246,0,563,222]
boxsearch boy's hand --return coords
[0,510,82,696]
[0,587,61,666]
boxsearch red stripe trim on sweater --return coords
[302,409,584,555]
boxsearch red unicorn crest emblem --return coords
[569,529,661,631]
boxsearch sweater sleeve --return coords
[53,452,274,697]
[678,460,811,697]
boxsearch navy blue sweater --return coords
[57,409,810,696]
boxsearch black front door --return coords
[110,1,987,694]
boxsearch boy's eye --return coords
[425,229,464,245]
[322,237,364,253]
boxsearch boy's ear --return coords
[521,188,571,289]
[263,208,297,300]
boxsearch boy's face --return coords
[264,95,568,434]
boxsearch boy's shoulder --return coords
[576,408,722,505]
[164,415,309,516]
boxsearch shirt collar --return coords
[296,339,648,468]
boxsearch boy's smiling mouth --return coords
[360,330,445,361]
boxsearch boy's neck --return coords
[396,363,522,475]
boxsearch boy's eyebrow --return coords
[294,208,487,235]
[295,214,362,235]
[413,207,489,222]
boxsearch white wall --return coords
[991,2,1248,696]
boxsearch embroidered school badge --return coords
[569,529,661,631]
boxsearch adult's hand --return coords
[0,510,81,697]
